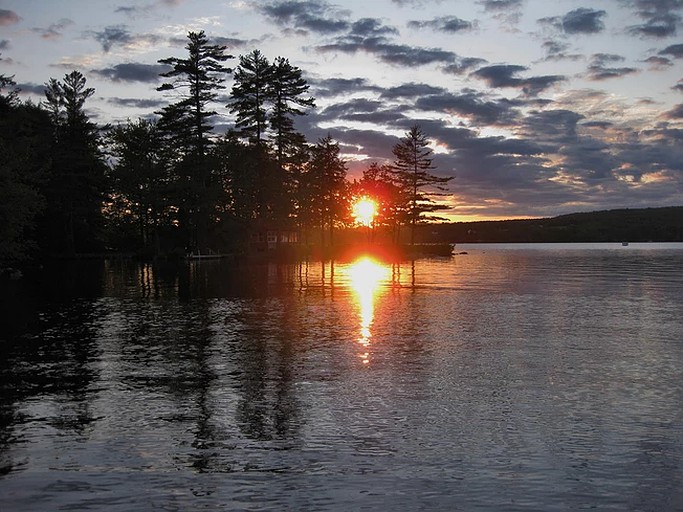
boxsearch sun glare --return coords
[352,197,377,227]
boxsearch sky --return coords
[1,0,682,221]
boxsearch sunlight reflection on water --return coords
[345,257,391,365]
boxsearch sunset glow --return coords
[352,197,377,227]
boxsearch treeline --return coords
[0,31,450,266]
[425,207,683,244]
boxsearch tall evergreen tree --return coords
[107,119,172,256]
[42,71,106,254]
[229,49,272,148]
[303,134,348,245]
[391,125,453,245]
[0,78,52,265]
[268,57,315,171]
[357,162,403,239]
[157,31,232,252]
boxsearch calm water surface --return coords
[1,243,682,511]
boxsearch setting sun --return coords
[352,197,377,227]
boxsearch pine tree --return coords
[269,57,315,172]
[42,71,106,254]
[0,90,52,264]
[157,31,232,252]
[107,119,172,256]
[229,49,273,148]
[391,125,453,245]
[303,135,348,245]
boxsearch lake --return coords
[1,243,682,511]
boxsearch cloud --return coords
[309,77,382,97]
[115,0,185,17]
[408,16,474,33]
[257,0,350,34]
[89,25,134,52]
[379,82,446,99]
[586,53,639,81]
[627,0,681,38]
[540,40,583,61]
[479,0,524,27]
[0,39,10,51]
[661,103,683,119]
[212,36,250,49]
[479,0,523,11]
[108,97,167,109]
[539,8,607,34]
[91,63,172,82]
[31,19,74,40]
[313,16,457,67]
[472,64,566,95]
[674,80,683,93]
[644,55,673,68]
[317,36,458,67]
[16,82,46,96]
[0,9,20,26]
[562,8,607,33]
[86,25,164,53]
[659,43,683,58]
[321,99,408,125]
[442,57,488,75]
[414,90,521,126]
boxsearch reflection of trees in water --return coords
[0,264,105,474]
[233,298,302,443]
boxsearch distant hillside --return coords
[421,207,683,243]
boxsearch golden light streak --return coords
[348,257,390,365]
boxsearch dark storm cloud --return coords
[472,64,566,95]
[87,25,163,53]
[659,43,683,58]
[407,16,474,33]
[257,1,350,34]
[586,53,639,80]
[0,9,20,25]
[538,8,607,34]
[0,39,10,50]
[626,0,682,38]
[674,80,683,92]
[108,97,166,109]
[30,19,74,40]
[91,63,172,83]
